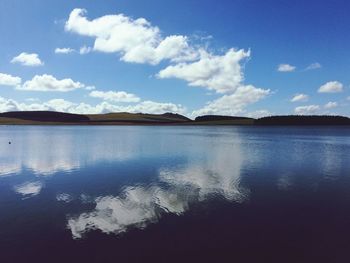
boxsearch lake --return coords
[0,126,349,262]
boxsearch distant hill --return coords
[194,115,254,125]
[255,115,350,125]
[0,111,191,125]
[0,111,89,122]
[195,115,253,122]
[86,112,191,124]
[0,111,349,126]
[161,113,191,121]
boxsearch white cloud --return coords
[18,74,85,92]
[347,96,350,101]
[0,96,186,115]
[67,139,247,239]
[89,90,140,103]
[246,110,271,118]
[64,8,270,114]
[318,81,343,93]
[46,99,77,112]
[192,85,270,117]
[79,45,92,55]
[14,181,43,197]
[277,64,296,72]
[72,100,177,115]
[0,73,21,87]
[127,100,186,115]
[294,105,320,115]
[290,93,309,102]
[85,86,96,91]
[305,62,321,71]
[158,49,250,94]
[0,97,20,112]
[65,8,197,64]
[55,47,75,54]
[324,101,338,109]
[11,52,44,66]
[25,98,40,102]
[1,73,93,93]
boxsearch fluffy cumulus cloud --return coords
[318,81,343,93]
[63,8,271,116]
[290,93,309,102]
[90,90,140,103]
[324,101,338,109]
[55,47,75,54]
[1,73,94,93]
[0,97,20,112]
[0,73,21,87]
[0,96,186,115]
[18,74,85,92]
[277,64,296,72]
[158,49,250,94]
[192,85,270,117]
[65,9,196,64]
[11,52,44,66]
[305,62,322,71]
[294,105,320,115]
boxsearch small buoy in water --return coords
[8,141,11,144]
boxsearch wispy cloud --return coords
[79,45,92,55]
[55,47,75,54]
[305,62,321,71]
[277,64,296,72]
[290,93,309,102]
[294,105,320,115]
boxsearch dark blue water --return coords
[0,126,349,263]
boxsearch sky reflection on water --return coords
[1,126,350,262]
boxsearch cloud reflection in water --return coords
[0,126,184,176]
[68,139,248,239]
[13,181,44,197]
[68,185,192,239]
[1,127,247,178]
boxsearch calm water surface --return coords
[0,126,349,262]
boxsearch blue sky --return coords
[0,0,349,117]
